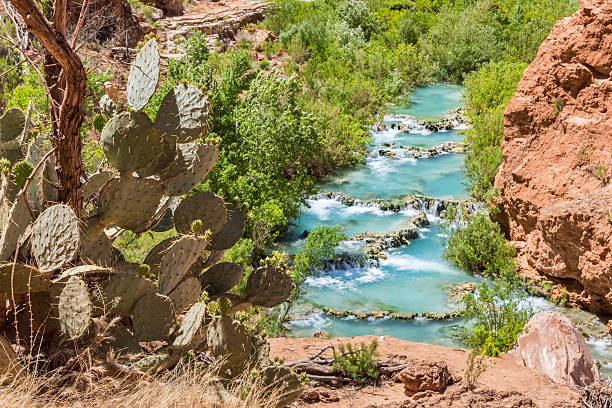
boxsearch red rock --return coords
[495,0,612,313]
[397,360,451,397]
[504,311,600,388]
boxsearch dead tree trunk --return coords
[10,0,87,216]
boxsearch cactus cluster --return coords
[0,39,301,403]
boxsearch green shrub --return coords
[332,339,380,383]
[258,59,270,70]
[442,209,516,278]
[92,114,107,132]
[463,280,533,356]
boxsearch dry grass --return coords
[0,363,281,408]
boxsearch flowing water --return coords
[282,84,612,373]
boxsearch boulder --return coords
[504,311,600,388]
[398,360,452,397]
[494,0,612,313]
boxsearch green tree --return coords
[291,225,347,300]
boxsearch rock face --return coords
[504,311,600,388]
[495,0,612,313]
[398,361,452,397]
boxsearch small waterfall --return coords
[323,257,374,271]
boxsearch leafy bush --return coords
[462,60,527,200]
[463,279,533,356]
[442,209,516,278]
[332,340,380,383]
[291,225,347,300]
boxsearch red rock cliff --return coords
[495,0,612,313]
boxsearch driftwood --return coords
[283,344,410,385]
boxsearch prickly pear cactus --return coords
[132,292,175,342]
[199,262,244,297]
[209,204,245,250]
[0,197,29,261]
[154,84,209,143]
[82,170,113,201]
[98,175,164,231]
[0,108,25,143]
[168,277,201,313]
[158,235,208,295]
[0,263,49,293]
[206,315,252,375]
[173,301,207,349]
[31,205,80,272]
[0,37,297,386]
[159,142,218,196]
[101,112,163,175]
[94,272,156,316]
[58,276,92,339]
[127,39,160,111]
[80,216,113,266]
[246,266,294,308]
[259,366,303,408]
[173,192,227,235]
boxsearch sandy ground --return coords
[269,335,582,408]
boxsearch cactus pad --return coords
[132,352,181,373]
[160,142,218,196]
[98,175,164,231]
[201,249,225,270]
[31,204,80,272]
[0,198,29,261]
[101,112,163,174]
[82,171,113,201]
[154,84,209,143]
[158,235,208,295]
[209,204,245,250]
[99,94,117,117]
[95,272,157,316]
[199,262,244,297]
[80,216,113,266]
[260,366,303,408]
[132,292,175,342]
[206,315,252,375]
[143,237,176,277]
[103,325,141,356]
[172,301,207,349]
[127,39,160,111]
[168,277,201,313]
[173,192,227,235]
[0,334,21,384]
[0,108,25,142]
[0,140,23,164]
[58,276,92,339]
[0,263,49,293]
[52,265,112,283]
[246,267,293,308]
